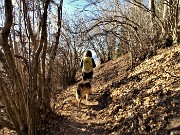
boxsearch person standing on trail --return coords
[80,50,96,81]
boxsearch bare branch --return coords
[14,55,29,71]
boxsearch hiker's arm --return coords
[80,59,83,68]
[92,58,96,68]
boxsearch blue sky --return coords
[63,0,89,15]
[62,0,98,58]
[63,0,76,15]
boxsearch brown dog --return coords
[76,80,91,108]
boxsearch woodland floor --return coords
[1,44,180,135]
[45,44,180,135]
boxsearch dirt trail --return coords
[46,44,180,135]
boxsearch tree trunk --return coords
[149,0,155,26]
[0,0,63,135]
[173,0,180,43]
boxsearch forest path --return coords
[45,54,130,135]
[46,44,180,135]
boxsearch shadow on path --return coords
[44,110,112,135]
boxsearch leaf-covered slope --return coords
[47,44,180,135]
[109,44,180,134]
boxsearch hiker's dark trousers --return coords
[82,71,93,81]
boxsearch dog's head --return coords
[83,80,91,89]
[77,80,91,94]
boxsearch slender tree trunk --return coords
[173,0,179,43]
[162,0,169,36]
[149,0,155,26]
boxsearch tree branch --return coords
[14,55,29,71]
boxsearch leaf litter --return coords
[1,44,179,135]
[45,44,180,135]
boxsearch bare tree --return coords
[0,0,63,134]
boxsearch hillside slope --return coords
[47,44,180,135]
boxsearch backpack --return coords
[83,57,93,73]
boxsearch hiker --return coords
[80,50,96,81]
